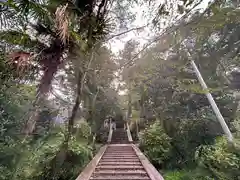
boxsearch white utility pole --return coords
[189,56,233,142]
[183,38,233,142]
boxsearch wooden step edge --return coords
[95,166,145,169]
[76,145,107,180]
[107,144,132,146]
[90,176,150,180]
[98,162,142,165]
[132,144,164,180]
[93,170,147,175]
[100,159,140,162]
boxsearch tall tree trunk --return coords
[66,50,94,142]
[65,71,83,142]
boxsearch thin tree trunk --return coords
[66,51,95,142]
[66,72,82,141]
[23,92,43,138]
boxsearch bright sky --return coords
[107,0,211,55]
[107,2,152,55]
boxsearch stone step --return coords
[92,171,148,177]
[89,140,151,180]
[90,175,150,180]
[106,148,133,150]
[104,150,134,153]
[98,162,142,166]
[111,136,128,138]
[104,151,135,155]
[110,142,129,143]
[103,153,134,155]
[96,166,144,170]
[102,157,138,160]
[103,156,137,159]
[103,152,135,154]
[100,158,140,162]
[105,151,133,153]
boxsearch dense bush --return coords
[164,170,187,180]
[139,121,240,180]
[0,131,93,180]
[164,169,214,180]
[167,116,217,168]
[95,125,109,143]
[75,120,92,142]
[195,137,240,180]
[139,121,172,169]
[33,137,93,180]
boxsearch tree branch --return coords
[105,24,149,41]
[118,0,219,69]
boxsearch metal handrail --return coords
[126,122,133,143]
[107,123,113,143]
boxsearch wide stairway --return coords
[76,125,164,180]
[90,145,150,180]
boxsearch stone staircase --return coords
[110,128,129,144]
[90,145,150,180]
[76,126,164,180]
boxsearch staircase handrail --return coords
[126,122,133,143]
[107,122,113,143]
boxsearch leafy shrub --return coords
[167,117,217,168]
[139,121,172,169]
[4,132,92,180]
[195,136,240,180]
[95,126,109,143]
[0,165,11,180]
[164,169,214,180]
[164,170,186,180]
[31,136,93,180]
[75,120,92,141]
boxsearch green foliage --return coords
[166,113,218,168]
[75,120,92,139]
[196,137,240,180]
[0,57,37,178]
[164,169,215,180]
[0,131,93,180]
[34,137,92,180]
[164,170,187,180]
[0,30,40,49]
[0,83,36,137]
[139,121,172,168]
